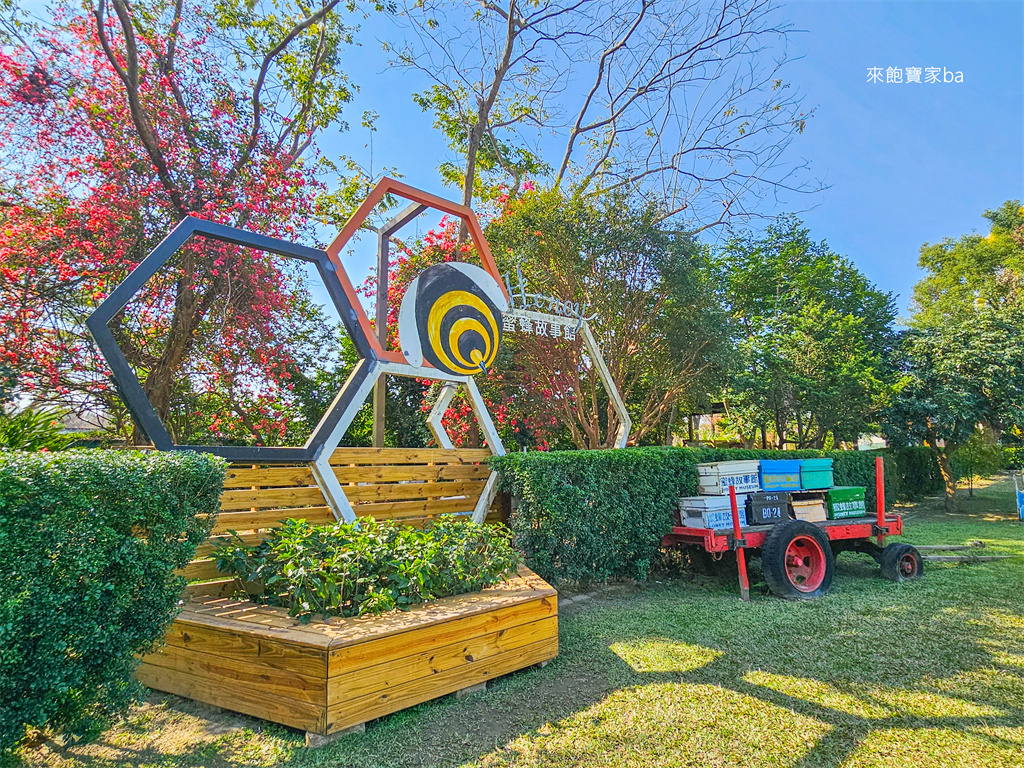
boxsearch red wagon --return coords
[661,457,924,600]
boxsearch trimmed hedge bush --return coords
[491,446,943,584]
[0,450,225,751]
[215,516,522,622]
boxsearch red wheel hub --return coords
[898,552,919,578]
[784,535,827,592]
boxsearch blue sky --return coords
[322,0,1024,317]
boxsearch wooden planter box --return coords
[137,566,557,740]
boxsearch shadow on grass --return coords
[14,509,1024,768]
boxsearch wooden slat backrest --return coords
[182,447,501,587]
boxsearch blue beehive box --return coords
[760,459,802,491]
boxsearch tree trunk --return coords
[933,447,958,512]
[458,123,484,246]
[664,403,676,446]
[458,0,518,245]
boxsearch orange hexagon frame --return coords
[324,177,510,369]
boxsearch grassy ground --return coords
[13,475,1024,768]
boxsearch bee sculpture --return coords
[398,262,509,376]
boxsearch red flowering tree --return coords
[0,1,376,444]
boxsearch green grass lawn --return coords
[15,476,1024,768]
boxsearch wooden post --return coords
[729,485,750,602]
[372,230,388,447]
[875,455,886,547]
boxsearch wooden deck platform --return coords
[138,448,556,740]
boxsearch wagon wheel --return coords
[880,543,924,582]
[762,520,835,599]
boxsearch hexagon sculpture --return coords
[323,177,510,366]
[86,216,379,465]
[90,181,514,525]
[315,178,510,523]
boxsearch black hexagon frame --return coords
[86,216,378,463]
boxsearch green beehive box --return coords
[800,458,834,490]
[825,486,867,519]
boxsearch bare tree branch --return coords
[93,0,189,216]
[230,0,342,179]
[397,0,819,231]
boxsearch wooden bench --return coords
[137,447,558,745]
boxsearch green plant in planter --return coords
[215,516,522,622]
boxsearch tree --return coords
[486,188,731,448]
[912,200,1024,329]
[951,431,1004,498]
[884,202,1024,507]
[909,200,1024,440]
[350,188,728,451]
[715,217,896,448]
[395,0,816,232]
[0,0,382,444]
[883,311,1024,509]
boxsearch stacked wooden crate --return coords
[677,456,870,530]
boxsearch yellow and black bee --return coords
[398,263,509,376]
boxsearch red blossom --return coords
[0,8,327,444]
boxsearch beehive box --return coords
[825,486,867,519]
[800,458,834,490]
[792,498,827,523]
[745,491,792,526]
[679,495,748,529]
[696,461,761,496]
[760,460,802,491]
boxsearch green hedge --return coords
[491,446,942,584]
[0,450,225,751]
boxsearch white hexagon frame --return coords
[310,361,506,525]
[503,308,631,449]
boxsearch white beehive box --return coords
[696,461,762,496]
[678,494,749,529]
[681,508,749,530]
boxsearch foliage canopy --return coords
[714,217,897,448]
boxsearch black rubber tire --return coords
[880,543,924,582]
[762,519,835,599]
